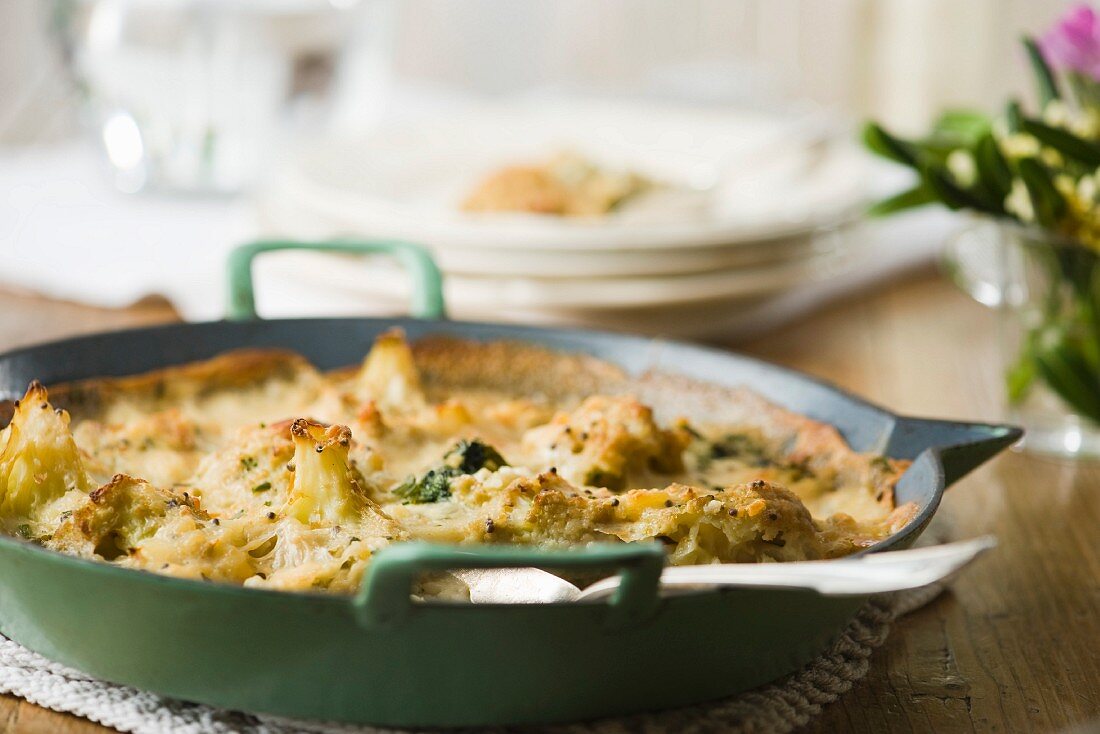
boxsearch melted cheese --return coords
[0,331,915,594]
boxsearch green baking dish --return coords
[0,240,1020,727]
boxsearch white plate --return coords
[251,262,792,339]
[256,185,848,277]
[257,100,871,266]
[247,215,965,342]
[252,244,865,340]
[254,234,857,312]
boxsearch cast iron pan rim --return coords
[0,315,1015,607]
[0,316,897,417]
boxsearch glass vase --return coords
[946,220,1100,459]
[49,0,379,194]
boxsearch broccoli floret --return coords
[394,467,458,504]
[708,434,767,461]
[395,439,509,504]
[444,439,508,474]
[690,433,773,470]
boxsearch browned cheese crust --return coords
[0,332,915,595]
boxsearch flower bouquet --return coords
[864,5,1100,457]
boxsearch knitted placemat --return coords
[0,581,944,734]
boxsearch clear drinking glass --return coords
[51,0,369,194]
[946,220,1100,459]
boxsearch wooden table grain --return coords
[0,270,1097,734]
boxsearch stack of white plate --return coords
[253,100,873,339]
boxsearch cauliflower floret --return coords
[352,329,425,410]
[600,481,825,564]
[521,395,689,490]
[49,473,197,556]
[48,473,255,583]
[0,381,93,535]
[284,419,406,539]
[286,419,364,525]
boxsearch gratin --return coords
[461,151,652,216]
[0,332,915,594]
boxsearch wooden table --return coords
[0,270,1096,733]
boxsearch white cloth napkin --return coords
[0,143,251,321]
[0,142,959,336]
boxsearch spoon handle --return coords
[577,537,996,601]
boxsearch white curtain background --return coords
[0,0,1072,324]
[380,0,1073,129]
[0,0,1080,142]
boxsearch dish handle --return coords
[887,418,1023,487]
[225,239,446,321]
[354,542,665,631]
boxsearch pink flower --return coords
[1040,4,1100,80]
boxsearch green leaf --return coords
[1020,117,1100,166]
[1017,158,1066,227]
[1005,99,1025,133]
[914,137,972,165]
[920,163,1000,213]
[861,122,919,168]
[1054,244,1099,298]
[1006,350,1038,404]
[1068,69,1100,108]
[930,109,992,145]
[1090,261,1100,346]
[974,133,1013,201]
[1023,36,1061,106]
[1034,339,1100,424]
[867,185,936,217]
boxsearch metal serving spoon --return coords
[454,537,996,604]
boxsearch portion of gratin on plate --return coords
[0,332,915,594]
[461,151,653,217]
